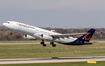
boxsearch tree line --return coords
[0,26,23,41]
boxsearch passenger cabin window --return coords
[6,22,10,24]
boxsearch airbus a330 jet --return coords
[3,21,95,47]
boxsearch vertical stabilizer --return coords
[75,29,95,44]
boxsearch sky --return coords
[0,0,105,28]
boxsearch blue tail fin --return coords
[75,29,95,44]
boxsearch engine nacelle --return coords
[23,34,36,40]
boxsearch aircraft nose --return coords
[3,23,6,26]
[3,23,5,25]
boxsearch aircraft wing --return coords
[50,33,88,39]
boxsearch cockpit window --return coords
[6,22,10,24]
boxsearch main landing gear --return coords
[40,40,56,47]
[50,42,56,47]
[41,40,46,47]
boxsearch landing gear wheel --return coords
[50,42,54,44]
[50,42,56,47]
[41,40,46,47]
[41,42,44,44]
[52,44,56,47]
[43,44,46,47]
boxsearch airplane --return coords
[3,21,95,47]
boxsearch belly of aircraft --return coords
[54,38,77,44]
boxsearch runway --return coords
[0,41,105,64]
[0,41,105,45]
[0,56,105,64]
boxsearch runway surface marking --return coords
[0,56,105,64]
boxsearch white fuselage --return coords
[3,21,77,44]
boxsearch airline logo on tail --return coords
[81,29,95,41]
[75,29,95,44]
[82,34,91,40]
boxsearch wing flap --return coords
[50,33,88,39]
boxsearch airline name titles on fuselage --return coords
[18,23,35,29]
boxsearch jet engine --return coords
[23,34,36,40]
